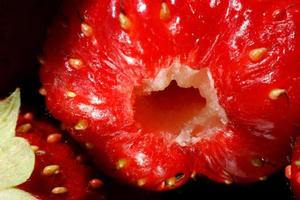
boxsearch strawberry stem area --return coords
[134,80,206,134]
[133,66,228,146]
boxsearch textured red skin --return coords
[17,115,105,200]
[40,0,300,190]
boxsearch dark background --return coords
[0,0,294,199]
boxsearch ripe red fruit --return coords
[40,0,300,190]
[17,112,105,200]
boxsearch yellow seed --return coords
[17,123,32,133]
[36,150,46,155]
[68,58,83,70]
[165,177,177,187]
[191,171,197,180]
[137,178,146,187]
[224,179,233,185]
[251,158,263,167]
[222,171,234,184]
[39,87,47,96]
[259,176,267,181]
[81,23,93,37]
[31,145,39,152]
[51,187,68,194]
[269,88,287,100]
[249,47,268,62]
[42,165,60,176]
[116,159,127,170]
[47,133,62,144]
[160,2,171,20]
[66,91,77,98]
[294,160,300,167]
[223,170,230,176]
[119,13,132,31]
[74,120,88,130]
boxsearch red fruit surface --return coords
[40,0,300,190]
[17,112,105,200]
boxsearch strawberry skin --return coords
[40,0,300,190]
[17,112,105,200]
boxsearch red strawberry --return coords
[17,112,105,200]
[40,0,300,190]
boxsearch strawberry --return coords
[40,0,300,190]
[16,112,105,200]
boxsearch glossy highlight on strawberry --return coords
[40,0,300,190]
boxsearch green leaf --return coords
[0,89,21,140]
[0,137,35,190]
[0,188,37,200]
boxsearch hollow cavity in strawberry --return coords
[40,0,300,190]
[134,66,227,144]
